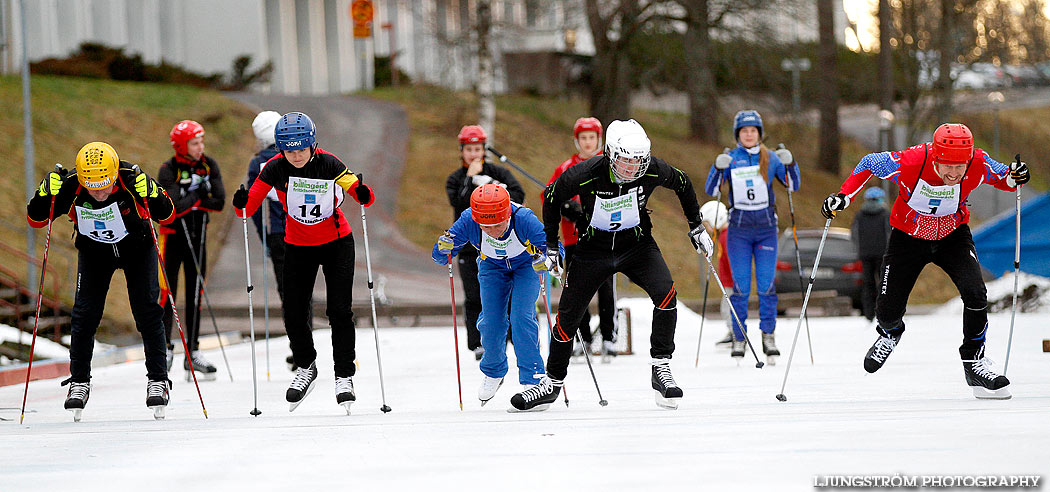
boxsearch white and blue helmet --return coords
[733,110,763,142]
[275,112,316,151]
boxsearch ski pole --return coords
[447,252,464,411]
[356,174,392,413]
[485,145,545,188]
[780,144,815,365]
[261,202,271,381]
[20,164,61,424]
[233,184,262,417]
[133,165,209,418]
[701,253,765,368]
[1004,154,1023,375]
[538,271,569,407]
[178,217,233,381]
[695,188,723,368]
[777,218,834,402]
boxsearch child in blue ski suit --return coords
[432,184,552,406]
[704,110,800,361]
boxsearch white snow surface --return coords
[2,298,1047,491]
[936,272,1050,314]
[0,323,69,360]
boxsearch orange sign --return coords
[351,0,373,23]
[351,0,373,38]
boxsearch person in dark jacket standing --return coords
[851,187,891,321]
[156,120,226,381]
[445,125,526,361]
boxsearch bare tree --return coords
[935,0,954,124]
[477,0,496,140]
[585,0,657,123]
[680,0,719,142]
[817,0,840,173]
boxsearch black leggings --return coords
[69,245,168,382]
[160,220,205,351]
[876,225,988,360]
[283,234,357,377]
[547,238,677,380]
[564,244,615,344]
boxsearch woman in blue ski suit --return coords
[704,110,800,360]
[432,184,552,405]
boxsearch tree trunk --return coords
[683,0,719,143]
[817,0,840,174]
[935,0,953,124]
[877,0,895,149]
[477,0,496,142]
[585,0,635,124]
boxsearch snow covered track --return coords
[2,299,1047,491]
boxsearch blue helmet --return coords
[733,110,763,142]
[864,187,886,201]
[274,112,316,151]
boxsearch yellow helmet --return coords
[75,142,120,189]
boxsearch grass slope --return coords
[370,86,967,305]
[1,75,257,341]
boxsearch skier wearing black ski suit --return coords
[540,153,703,380]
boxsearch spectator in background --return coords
[851,186,891,321]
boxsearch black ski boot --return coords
[146,379,171,420]
[963,357,1011,400]
[864,328,902,373]
[286,361,318,411]
[62,379,90,422]
[509,376,562,412]
[651,358,683,409]
[335,376,356,414]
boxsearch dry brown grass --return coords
[1,75,257,340]
[371,85,966,305]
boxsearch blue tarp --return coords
[971,192,1050,278]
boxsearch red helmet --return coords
[931,123,973,165]
[573,117,602,139]
[458,125,487,145]
[170,120,205,156]
[470,184,511,226]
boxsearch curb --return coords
[0,331,244,387]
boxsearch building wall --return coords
[0,0,370,94]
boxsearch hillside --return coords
[2,75,257,340]
[370,86,972,304]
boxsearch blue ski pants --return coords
[477,260,545,385]
[727,225,779,338]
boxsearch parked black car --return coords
[773,227,863,309]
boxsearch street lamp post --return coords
[879,109,895,199]
[989,91,1004,216]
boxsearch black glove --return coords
[232,185,249,209]
[355,183,373,204]
[1009,160,1030,187]
[821,193,850,219]
[561,200,584,222]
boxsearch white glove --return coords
[714,151,732,170]
[775,145,794,166]
[185,173,207,192]
[545,248,563,277]
[689,225,714,258]
[471,175,495,186]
